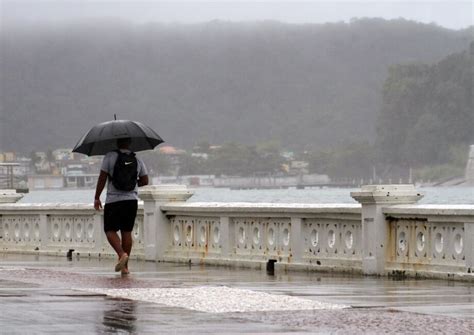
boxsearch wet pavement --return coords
[0,253,472,334]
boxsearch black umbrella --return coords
[72,117,164,156]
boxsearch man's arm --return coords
[137,158,149,187]
[94,170,108,210]
[138,175,149,187]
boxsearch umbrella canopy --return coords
[72,119,164,156]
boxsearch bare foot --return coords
[115,253,129,272]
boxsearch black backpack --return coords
[112,150,138,191]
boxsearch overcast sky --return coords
[2,0,473,29]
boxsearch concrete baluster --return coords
[39,214,48,250]
[219,216,232,259]
[465,221,474,273]
[93,211,104,255]
[139,185,194,261]
[351,185,423,275]
[290,217,303,263]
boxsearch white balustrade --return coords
[132,214,145,254]
[384,205,474,278]
[1,185,473,281]
[303,218,362,265]
[1,214,41,247]
[161,202,362,271]
[0,203,144,258]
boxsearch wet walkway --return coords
[0,253,472,334]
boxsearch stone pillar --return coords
[290,217,303,263]
[93,212,104,255]
[351,185,423,275]
[465,221,474,272]
[138,185,194,261]
[219,216,232,259]
[39,214,49,250]
[0,189,23,203]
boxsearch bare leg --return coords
[105,231,126,258]
[121,231,133,257]
[121,231,133,273]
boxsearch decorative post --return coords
[138,185,193,261]
[0,189,23,203]
[465,221,474,272]
[39,214,48,250]
[351,185,423,275]
[93,212,104,255]
[290,217,303,263]
[219,216,232,259]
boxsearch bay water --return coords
[18,186,474,205]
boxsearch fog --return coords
[2,1,472,29]
[0,1,473,181]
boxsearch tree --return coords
[307,141,375,179]
[375,43,474,168]
[178,155,208,176]
[206,142,284,176]
[139,151,173,176]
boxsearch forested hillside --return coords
[376,43,473,168]
[1,19,472,154]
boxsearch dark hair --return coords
[117,137,132,148]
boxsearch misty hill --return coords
[1,19,472,153]
[376,42,474,167]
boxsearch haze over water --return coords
[3,1,473,204]
[19,187,474,204]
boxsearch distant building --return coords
[33,154,52,174]
[159,145,186,155]
[152,175,215,187]
[191,153,209,159]
[53,148,74,161]
[289,160,309,175]
[281,151,294,160]
[0,152,16,162]
[63,164,96,188]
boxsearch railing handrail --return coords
[0,202,144,213]
[161,202,361,215]
[383,204,474,217]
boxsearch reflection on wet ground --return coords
[0,253,472,334]
[101,298,137,333]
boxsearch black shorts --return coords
[103,200,138,232]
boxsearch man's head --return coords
[117,137,132,149]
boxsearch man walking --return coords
[94,137,149,274]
